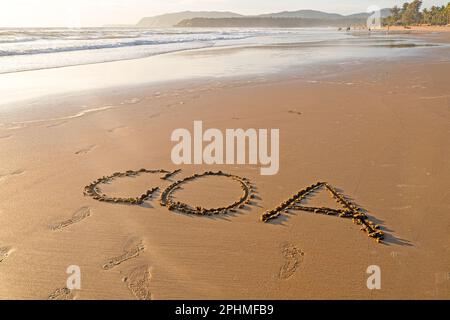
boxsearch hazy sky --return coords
[0,0,448,27]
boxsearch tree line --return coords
[384,1,450,26]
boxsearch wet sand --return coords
[0,33,449,299]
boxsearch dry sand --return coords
[0,33,449,300]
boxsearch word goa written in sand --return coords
[171,121,279,175]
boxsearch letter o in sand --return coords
[160,171,254,216]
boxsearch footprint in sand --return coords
[50,207,91,231]
[279,243,304,280]
[108,126,128,133]
[121,98,142,105]
[123,265,152,300]
[75,145,96,155]
[102,238,145,270]
[0,246,12,263]
[48,287,74,300]
[288,110,302,116]
[149,113,161,119]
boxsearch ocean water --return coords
[0,27,356,74]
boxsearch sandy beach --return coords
[0,30,449,300]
